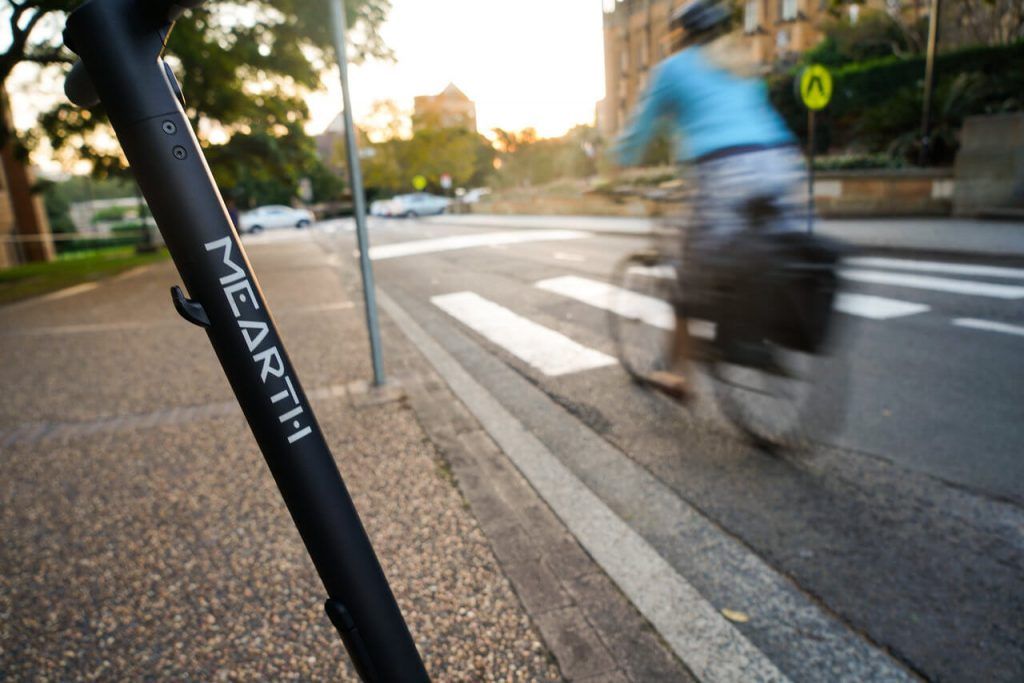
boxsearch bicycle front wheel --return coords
[608,252,679,383]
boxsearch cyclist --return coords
[614,0,806,399]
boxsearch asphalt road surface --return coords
[315,215,1024,682]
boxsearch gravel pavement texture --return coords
[0,235,560,681]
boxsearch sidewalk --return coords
[0,235,687,681]
[422,213,1024,260]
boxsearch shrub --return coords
[770,42,1024,164]
[92,205,133,222]
[812,154,907,171]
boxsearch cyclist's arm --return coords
[614,64,673,167]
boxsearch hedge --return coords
[769,42,1024,164]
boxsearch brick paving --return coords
[0,237,560,680]
[1,233,691,681]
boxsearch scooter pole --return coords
[62,1,429,680]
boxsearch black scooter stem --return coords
[62,1,429,680]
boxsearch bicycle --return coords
[608,187,851,452]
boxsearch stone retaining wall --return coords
[813,168,954,217]
[477,168,956,219]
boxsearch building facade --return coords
[413,83,477,132]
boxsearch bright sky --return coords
[308,0,607,138]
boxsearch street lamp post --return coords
[330,0,386,387]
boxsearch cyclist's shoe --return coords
[633,250,663,267]
[644,370,693,403]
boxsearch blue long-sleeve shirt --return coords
[615,47,795,164]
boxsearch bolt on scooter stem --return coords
[62,1,429,680]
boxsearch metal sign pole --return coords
[329,0,386,387]
[798,64,831,235]
[807,108,815,234]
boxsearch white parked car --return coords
[239,205,315,233]
[460,187,491,204]
[388,193,449,218]
[369,199,395,217]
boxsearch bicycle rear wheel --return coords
[609,252,679,382]
[710,302,851,452]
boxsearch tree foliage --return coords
[3,0,391,204]
[205,121,344,208]
[491,125,600,187]
[804,7,926,67]
[941,0,1024,47]
[356,111,495,194]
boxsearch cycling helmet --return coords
[670,0,732,37]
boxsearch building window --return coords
[744,0,759,33]
[640,38,649,68]
[781,0,798,21]
[620,48,629,74]
[776,28,791,51]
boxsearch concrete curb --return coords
[378,288,789,683]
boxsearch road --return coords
[318,215,1024,681]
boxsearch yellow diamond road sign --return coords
[800,64,833,111]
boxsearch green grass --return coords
[0,247,169,306]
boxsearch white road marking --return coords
[627,264,676,279]
[834,293,930,320]
[539,275,928,342]
[552,251,585,263]
[841,269,1024,299]
[847,257,1024,280]
[431,291,615,376]
[537,275,675,330]
[536,276,720,338]
[369,229,589,260]
[952,318,1024,338]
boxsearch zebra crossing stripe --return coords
[953,318,1024,338]
[369,229,589,260]
[846,257,1024,281]
[834,293,930,320]
[537,275,675,330]
[430,291,616,376]
[538,275,929,327]
[536,276,723,339]
[841,269,1024,299]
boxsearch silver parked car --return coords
[239,205,315,233]
[388,193,449,218]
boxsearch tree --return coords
[804,6,926,67]
[204,121,344,208]
[491,125,602,187]
[2,1,392,149]
[361,99,410,143]
[360,121,495,195]
[3,1,391,200]
[940,0,1024,47]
